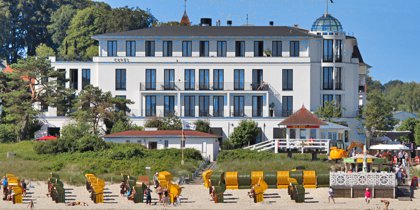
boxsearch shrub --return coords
[111,120,143,134]
[229,120,259,148]
[194,120,210,133]
[144,117,162,128]
[0,124,17,143]
[77,135,108,152]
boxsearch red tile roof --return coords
[279,106,327,127]
[104,130,219,138]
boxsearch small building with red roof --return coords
[103,130,219,161]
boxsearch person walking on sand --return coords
[28,199,34,210]
[381,199,390,210]
[153,172,159,189]
[328,187,335,204]
[364,188,371,204]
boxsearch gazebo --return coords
[276,106,328,154]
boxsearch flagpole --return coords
[181,127,185,165]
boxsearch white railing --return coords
[244,139,330,153]
[330,172,396,187]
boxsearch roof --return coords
[93,26,316,38]
[104,130,219,138]
[180,11,191,26]
[321,122,349,130]
[279,106,327,127]
[393,111,419,121]
[352,45,364,63]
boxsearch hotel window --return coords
[200,41,209,57]
[235,41,245,57]
[217,41,227,57]
[322,94,334,105]
[184,95,195,117]
[254,41,264,57]
[323,39,333,62]
[199,96,210,116]
[115,69,126,90]
[282,96,293,117]
[335,67,342,90]
[282,69,293,91]
[213,69,224,90]
[41,102,48,112]
[164,140,169,148]
[145,95,156,117]
[335,39,342,62]
[145,69,156,90]
[107,40,117,56]
[234,69,244,90]
[145,41,155,57]
[70,69,78,90]
[252,96,263,117]
[233,96,245,117]
[184,69,195,90]
[163,41,172,57]
[164,95,175,116]
[182,41,192,57]
[272,41,282,57]
[323,67,333,90]
[213,96,224,117]
[290,41,300,57]
[82,69,90,89]
[252,69,263,90]
[199,69,210,90]
[164,69,175,90]
[335,94,342,108]
[126,40,136,57]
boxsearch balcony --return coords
[139,82,270,92]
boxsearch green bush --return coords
[0,124,17,143]
[77,135,108,152]
[217,149,274,162]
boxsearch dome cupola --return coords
[311,13,343,33]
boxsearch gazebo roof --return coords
[279,106,327,127]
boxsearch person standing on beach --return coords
[144,186,152,205]
[153,172,159,189]
[364,188,371,204]
[328,187,335,204]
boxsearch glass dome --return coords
[311,14,343,32]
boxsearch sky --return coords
[98,0,420,83]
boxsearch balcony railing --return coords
[140,82,269,91]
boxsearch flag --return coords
[182,120,196,130]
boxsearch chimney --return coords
[269,21,274,26]
[293,24,299,28]
[200,18,212,26]
[227,20,232,26]
[216,19,221,26]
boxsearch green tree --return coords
[47,5,77,50]
[415,123,420,145]
[156,21,181,26]
[71,85,133,134]
[364,91,397,140]
[60,4,111,60]
[159,114,182,130]
[229,120,259,148]
[36,44,55,58]
[111,120,143,134]
[397,118,420,143]
[315,100,342,121]
[0,57,64,141]
[106,7,156,33]
[194,120,211,133]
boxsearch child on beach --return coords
[328,187,335,204]
[144,186,152,205]
[364,188,371,204]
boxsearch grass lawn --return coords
[215,150,332,174]
[0,141,202,185]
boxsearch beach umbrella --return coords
[36,136,57,141]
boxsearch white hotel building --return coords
[39,12,369,144]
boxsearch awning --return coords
[369,144,410,151]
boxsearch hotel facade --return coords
[39,12,369,144]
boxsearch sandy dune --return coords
[0,181,419,210]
